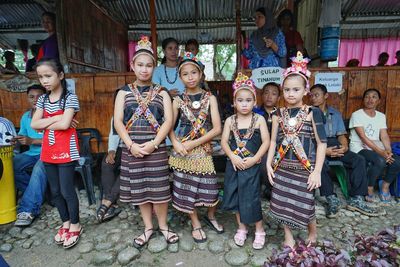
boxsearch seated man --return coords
[310,84,378,218]
[13,84,47,226]
[97,117,122,222]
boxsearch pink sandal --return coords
[253,231,266,250]
[234,229,248,247]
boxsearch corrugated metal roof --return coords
[0,2,44,29]
[342,0,400,17]
[102,0,286,25]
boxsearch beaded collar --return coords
[231,113,258,158]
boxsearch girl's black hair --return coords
[35,57,68,110]
[363,88,381,99]
[2,51,15,61]
[277,9,294,28]
[161,37,178,64]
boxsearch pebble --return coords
[147,236,168,253]
[78,242,94,253]
[168,242,179,253]
[208,239,225,254]
[91,252,115,266]
[8,227,22,238]
[21,228,38,236]
[73,259,88,267]
[118,210,128,219]
[225,248,249,266]
[117,247,140,265]
[0,243,13,252]
[93,233,108,243]
[22,239,33,249]
[179,235,194,252]
[95,242,114,251]
[107,233,122,243]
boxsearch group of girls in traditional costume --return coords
[32,32,326,251]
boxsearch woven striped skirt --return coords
[120,144,171,205]
[269,166,316,230]
[172,170,219,214]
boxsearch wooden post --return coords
[235,0,241,72]
[149,0,158,62]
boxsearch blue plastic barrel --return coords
[320,27,340,61]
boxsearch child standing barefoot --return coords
[114,36,178,248]
[266,52,327,248]
[169,52,223,243]
[31,58,82,249]
[221,73,270,250]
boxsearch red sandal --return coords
[54,226,69,245]
[63,227,83,249]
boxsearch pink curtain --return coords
[128,41,137,69]
[339,38,400,67]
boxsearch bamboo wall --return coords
[1,67,399,152]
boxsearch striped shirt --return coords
[0,117,17,145]
[36,93,80,161]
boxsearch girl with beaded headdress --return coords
[221,73,270,250]
[266,52,327,249]
[169,52,224,243]
[114,36,178,248]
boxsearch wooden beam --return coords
[55,0,68,70]
[342,0,359,21]
[149,0,157,62]
[235,0,241,71]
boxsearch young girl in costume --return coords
[221,73,270,250]
[266,52,327,248]
[169,52,224,243]
[31,58,81,249]
[114,36,178,248]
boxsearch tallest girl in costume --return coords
[114,36,178,248]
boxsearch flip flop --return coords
[203,216,224,234]
[54,226,69,245]
[192,227,207,243]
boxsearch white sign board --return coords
[314,72,343,93]
[66,79,76,94]
[251,67,283,89]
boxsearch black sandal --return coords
[191,227,207,243]
[203,216,224,234]
[102,206,121,222]
[96,204,109,222]
[159,227,179,244]
[133,228,155,249]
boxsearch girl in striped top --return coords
[31,58,82,249]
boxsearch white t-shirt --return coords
[349,109,387,153]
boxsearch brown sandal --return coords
[159,227,179,244]
[133,228,155,248]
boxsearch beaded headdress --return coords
[178,51,203,71]
[132,35,155,63]
[232,72,257,100]
[282,51,311,90]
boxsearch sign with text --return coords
[251,67,283,89]
[315,72,343,93]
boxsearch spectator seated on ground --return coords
[349,88,400,204]
[13,84,48,227]
[310,84,378,218]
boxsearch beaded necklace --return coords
[231,113,257,158]
[164,65,178,84]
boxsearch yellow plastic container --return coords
[0,145,16,224]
